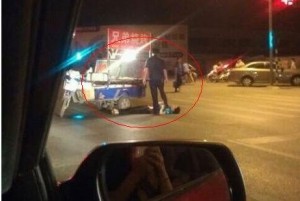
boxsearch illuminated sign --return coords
[107,28,151,50]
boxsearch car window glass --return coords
[258,64,269,69]
[265,63,271,68]
[248,63,265,69]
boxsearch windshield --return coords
[46,1,300,201]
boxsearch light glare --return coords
[72,114,85,120]
[121,49,138,62]
[76,52,82,60]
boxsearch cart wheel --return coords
[117,96,131,110]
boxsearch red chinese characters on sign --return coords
[107,28,151,50]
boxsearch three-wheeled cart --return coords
[83,77,145,113]
[59,68,146,117]
[58,28,152,117]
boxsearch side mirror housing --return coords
[59,141,246,201]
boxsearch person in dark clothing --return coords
[143,48,169,115]
[173,56,184,92]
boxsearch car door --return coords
[249,62,271,83]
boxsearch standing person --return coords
[183,63,195,83]
[173,56,184,92]
[289,58,297,70]
[143,48,169,115]
[207,61,221,81]
[235,59,245,68]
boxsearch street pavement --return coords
[47,80,300,201]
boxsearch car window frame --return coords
[2,0,83,193]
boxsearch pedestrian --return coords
[207,61,221,81]
[235,59,245,68]
[173,56,184,92]
[143,48,169,115]
[289,58,297,70]
[183,63,196,83]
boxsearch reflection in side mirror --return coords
[58,142,245,201]
[100,145,232,201]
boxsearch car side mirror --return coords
[58,142,246,201]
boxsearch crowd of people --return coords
[206,59,245,82]
[275,57,297,70]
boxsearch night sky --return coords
[77,0,300,55]
[78,0,300,32]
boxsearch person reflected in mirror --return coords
[108,146,173,201]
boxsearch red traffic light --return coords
[274,0,297,10]
[281,0,294,5]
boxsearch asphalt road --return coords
[47,80,300,201]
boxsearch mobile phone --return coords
[133,146,146,158]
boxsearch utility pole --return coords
[269,0,275,85]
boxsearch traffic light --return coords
[269,31,274,50]
[281,0,295,5]
[274,0,298,11]
[281,0,296,6]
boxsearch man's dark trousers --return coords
[149,79,168,114]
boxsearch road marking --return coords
[199,96,300,113]
[234,94,300,107]
[233,133,300,145]
[200,94,300,108]
[172,97,298,119]
[248,94,300,101]
[199,101,297,118]
[228,139,300,161]
[193,106,266,122]
[206,93,300,103]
